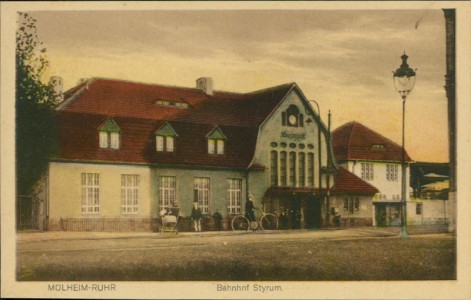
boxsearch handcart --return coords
[159,207,179,235]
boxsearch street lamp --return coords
[393,52,416,238]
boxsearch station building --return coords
[46,77,382,231]
[46,78,342,230]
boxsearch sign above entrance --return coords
[280,131,306,141]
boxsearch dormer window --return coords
[154,122,178,152]
[98,118,121,149]
[206,127,227,155]
[155,99,190,108]
[282,105,304,127]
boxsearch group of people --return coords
[191,202,225,232]
[160,196,257,232]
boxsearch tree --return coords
[16,12,58,195]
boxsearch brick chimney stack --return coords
[196,77,213,96]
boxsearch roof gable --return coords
[59,78,294,128]
[332,121,412,162]
[98,118,121,132]
[206,126,227,140]
[332,167,379,195]
[154,122,179,137]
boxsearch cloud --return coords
[31,9,448,162]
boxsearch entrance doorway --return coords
[276,194,322,229]
[375,203,401,226]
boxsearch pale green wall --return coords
[152,167,246,217]
[250,89,333,200]
[49,161,247,219]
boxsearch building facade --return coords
[332,121,412,226]
[46,77,345,231]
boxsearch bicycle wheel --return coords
[231,215,249,231]
[260,213,279,230]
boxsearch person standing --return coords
[213,209,223,231]
[191,201,202,232]
[245,195,256,222]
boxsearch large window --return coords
[270,150,313,187]
[280,151,287,186]
[159,176,176,211]
[270,151,278,186]
[121,174,139,214]
[194,177,210,214]
[298,153,305,187]
[81,173,100,214]
[343,196,360,214]
[307,153,314,187]
[289,152,296,186]
[228,178,242,214]
[361,163,374,181]
[386,164,398,181]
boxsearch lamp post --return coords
[393,52,416,238]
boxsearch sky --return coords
[29,8,449,162]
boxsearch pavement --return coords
[17,225,452,243]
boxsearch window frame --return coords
[361,163,374,181]
[158,176,176,211]
[156,135,175,152]
[386,164,399,182]
[227,178,242,214]
[280,151,287,186]
[194,177,210,214]
[307,152,314,187]
[98,119,121,150]
[270,150,278,186]
[121,174,140,215]
[81,173,100,215]
[343,196,360,214]
[282,104,304,128]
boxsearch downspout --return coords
[325,110,332,226]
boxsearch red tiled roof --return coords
[55,111,259,169]
[332,167,379,195]
[55,78,297,168]
[60,78,294,127]
[332,121,412,162]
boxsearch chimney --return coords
[49,76,64,103]
[196,77,213,96]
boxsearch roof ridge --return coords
[244,82,295,95]
[352,121,402,148]
[74,76,249,96]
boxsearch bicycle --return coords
[231,206,279,231]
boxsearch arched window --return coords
[270,151,278,186]
[280,151,287,186]
[282,104,304,127]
